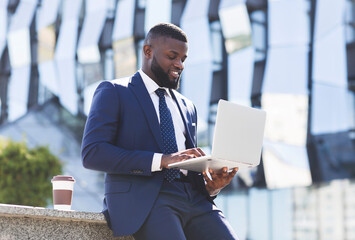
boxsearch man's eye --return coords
[168,55,176,60]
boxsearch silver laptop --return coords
[168,99,266,172]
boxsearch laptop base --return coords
[168,156,255,173]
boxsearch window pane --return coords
[345,0,355,43]
[314,0,346,41]
[181,63,213,123]
[249,189,270,239]
[8,66,30,121]
[262,43,311,189]
[8,0,37,31]
[136,39,144,70]
[62,0,83,19]
[137,0,146,8]
[313,26,347,87]
[251,22,266,52]
[7,28,31,68]
[268,0,309,46]
[181,11,213,123]
[55,0,82,60]
[104,49,114,80]
[219,3,252,53]
[263,46,308,94]
[77,44,101,64]
[38,61,59,95]
[38,25,56,63]
[262,142,312,188]
[84,81,101,116]
[36,0,61,29]
[181,0,209,20]
[210,21,223,67]
[0,0,8,58]
[226,193,248,240]
[112,0,135,40]
[7,0,36,68]
[55,20,80,60]
[271,190,293,240]
[36,0,60,70]
[262,93,308,146]
[82,62,103,87]
[77,0,107,64]
[250,10,265,22]
[57,60,78,115]
[311,83,352,134]
[113,37,137,79]
[228,46,254,105]
[145,0,171,34]
[181,19,212,63]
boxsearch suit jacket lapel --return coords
[129,72,164,152]
[169,89,196,149]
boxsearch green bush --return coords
[0,138,62,207]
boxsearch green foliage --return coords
[0,138,62,207]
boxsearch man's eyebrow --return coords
[168,50,187,58]
[168,50,178,54]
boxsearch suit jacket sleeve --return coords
[81,81,154,176]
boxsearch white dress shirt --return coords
[138,70,188,175]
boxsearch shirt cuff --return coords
[151,153,163,172]
[204,178,220,197]
[209,190,220,197]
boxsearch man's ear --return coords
[143,45,152,59]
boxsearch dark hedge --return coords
[0,139,62,207]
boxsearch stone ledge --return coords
[0,203,105,223]
[0,204,134,240]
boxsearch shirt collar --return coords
[138,69,172,98]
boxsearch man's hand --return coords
[160,148,205,169]
[203,167,238,196]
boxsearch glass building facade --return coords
[1,0,355,239]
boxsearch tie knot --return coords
[155,88,166,98]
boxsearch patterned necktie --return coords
[155,88,180,182]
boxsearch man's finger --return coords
[226,168,238,180]
[209,169,221,182]
[229,168,239,177]
[203,171,212,183]
[184,148,202,157]
[196,147,206,156]
[208,169,215,180]
[180,154,193,161]
[221,167,229,177]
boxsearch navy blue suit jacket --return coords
[81,72,213,236]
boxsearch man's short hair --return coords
[145,23,188,44]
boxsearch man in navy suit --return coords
[81,23,239,239]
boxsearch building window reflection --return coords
[250,10,266,62]
[210,20,223,72]
[137,0,147,9]
[219,3,252,54]
[136,39,144,70]
[37,25,56,63]
[345,0,355,43]
[113,37,137,78]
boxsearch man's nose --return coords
[175,59,184,70]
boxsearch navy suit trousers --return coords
[133,180,239,240]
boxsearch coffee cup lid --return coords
[51,175,75,182]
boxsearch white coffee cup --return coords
[51,175,75,210]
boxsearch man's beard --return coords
[151,56,180,89]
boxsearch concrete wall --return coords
[0,204,133,240]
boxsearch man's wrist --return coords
[206,186,221,197]
[160,154,172,169]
